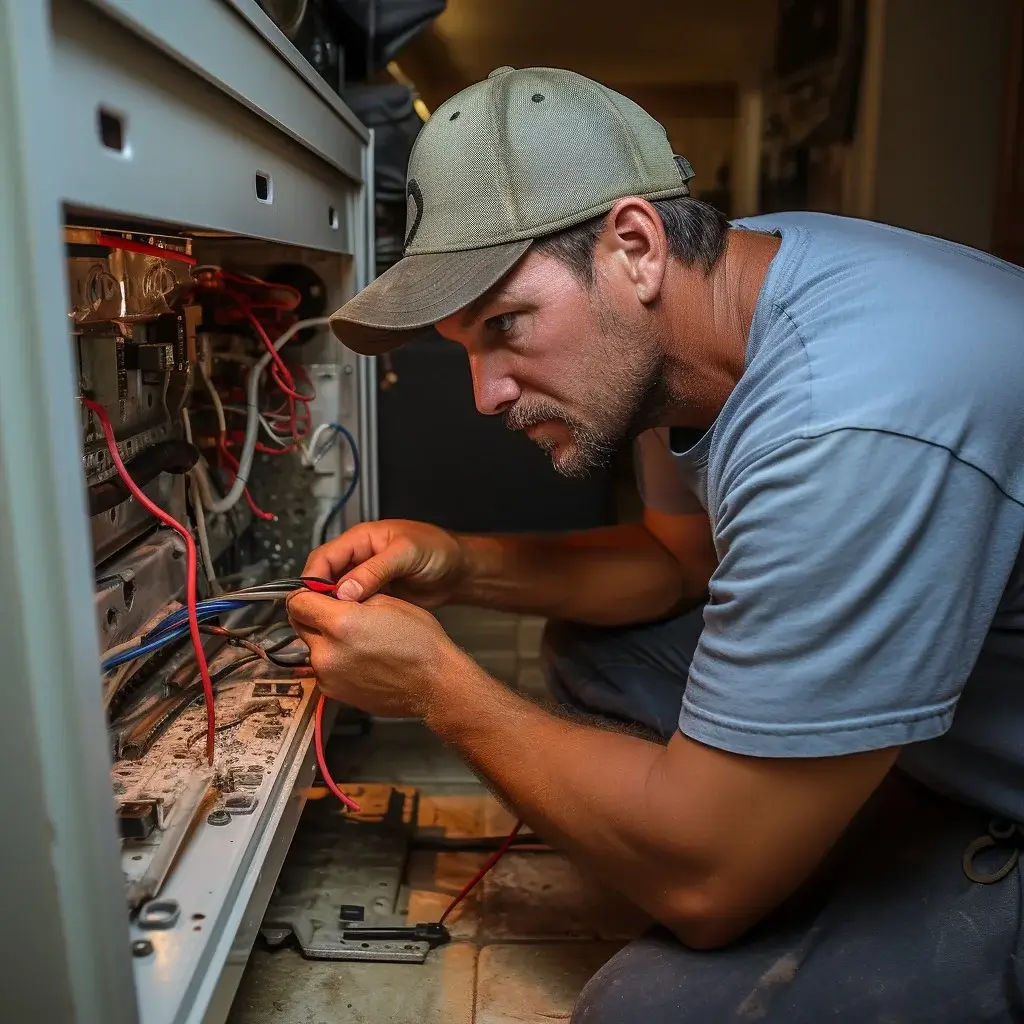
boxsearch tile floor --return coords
[227,606,649,1024]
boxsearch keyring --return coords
[962,833,1021,884]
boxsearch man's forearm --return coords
[452,524,699,625]
[423,656,710,939]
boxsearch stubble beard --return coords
[504,332,669,480]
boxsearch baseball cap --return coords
[331,66,695,355]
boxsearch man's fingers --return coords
[287,590,357,634]
[334,542,417,602]
[302,529,380,581]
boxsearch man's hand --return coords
[286,589,470,718]
[303,519,471,607]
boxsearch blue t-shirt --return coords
[635,212,1024,821]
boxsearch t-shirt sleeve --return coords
[682,428,1024,756]
[634,429,704,514]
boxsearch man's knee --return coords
[572,929,703,1024]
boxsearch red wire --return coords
[217,438,276,521]
[96,233,197,266]
[314,695,361,812]
[83,398,217,764]
[439,821,524,925]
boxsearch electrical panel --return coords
[0,3,376,1022]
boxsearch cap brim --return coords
[329,239,534,355]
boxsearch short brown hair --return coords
[532,195,729,284]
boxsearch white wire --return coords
[257,413,292,447]
[199,362,227,437]
[202,316,330,515]
[182,408,220,594]
[301,423,342,468]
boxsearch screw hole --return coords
[192,913,206,921]
[97,108,127,153]
[255,171,273,203]
[109,508,118,524]
[106,607,119,631]
[532,93,545,103]
[146,392,154,408]
[449,110,460,121]
[122,579,135,610]
[328,206,339,229]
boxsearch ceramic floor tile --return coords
[479,852,650,942]
[474,943,624,1024]
[436,606,520,649]
[402,849,491,941]
[417,792,517,838]
[517,616,547,659]
[228,942,477,1024]
[339,721,481,787]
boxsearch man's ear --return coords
[596,197,669,306]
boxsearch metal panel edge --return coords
[0,0,139,1020]
[55,0,360,253]
[357,132,381,521]
[82,0,368,180]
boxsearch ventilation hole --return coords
[531,93,545,103]
[98,108,126,153]
[122,579,135,610]
[328,206,339,229]
[449,110,460,121]
[254,171,273,203]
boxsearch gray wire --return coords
[204,316,329,515]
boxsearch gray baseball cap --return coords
[331,66,694,355]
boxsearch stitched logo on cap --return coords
[405,178,424,250]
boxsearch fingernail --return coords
[336,579,363,601]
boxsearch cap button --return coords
[488,66,515,79]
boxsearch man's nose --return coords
[468,354,519,416]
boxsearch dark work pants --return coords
[541,610,1024,1023]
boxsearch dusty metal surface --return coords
[260,787,433,963]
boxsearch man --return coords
[287,66,1024,1021]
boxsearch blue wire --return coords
[101,599,251,672]
[147,599,251,639]
[102,624,191,672]
[319,424,361,546]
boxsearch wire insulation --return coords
[439,821,524,925]
[84,398,217,763]
[314,696,361,812]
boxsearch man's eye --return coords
[490,313,515,333]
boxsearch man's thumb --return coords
[335,554,396,602]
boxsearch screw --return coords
[207,810,231,826]
[132,940,154,957]
[342,365,354,376]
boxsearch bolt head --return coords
[132,940,154,957]
[207,809,231,826]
